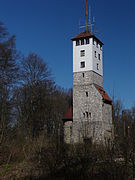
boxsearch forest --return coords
[0,21,135,180]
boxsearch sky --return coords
[0,0,135,109]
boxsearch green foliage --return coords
[0,164,12,177]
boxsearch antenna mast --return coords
[86,0,88,31]
[89,6,91,32]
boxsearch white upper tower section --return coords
[72,31,103,76]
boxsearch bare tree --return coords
[20,53,51,85]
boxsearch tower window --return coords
[93,38,95,45]
[80,61,85,68]
[86,38,89,44]
[96,41,98,48]
[76,40,80,46]
[100,44,102,50]
[82,73,85,77]
[97,63,99,70]
[80,50,85,57]
[86,92,88,97]
[81,39,84,45]
[98,54,101,60]
[95,51,97,58]
[86,112,89,118]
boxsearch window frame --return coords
[80,50,85,57]
[80,61,85,68]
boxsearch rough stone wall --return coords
[64,70,113,144]
[73,71,103,87]
[102,103,113,140]
[64,121,73,144]
[73,82,104,143]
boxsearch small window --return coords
[81,39,84,45]
[93,38,94,45]
[97,63,99,70]
[82,73,85,78]
[86,38,89,44]
[80,62,85,68]
[80,50,85,57]
[86,92,88,97]
[96,41,98,48]
[76,40,80,46]
[86,112,89,118]
[98,54,100,60]
[100,44,102,50]
[95,51,97,58]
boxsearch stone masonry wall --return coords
[64,121,73,144]
[102,103,113,140]
[73,83,104,143]
[69,70,113,144]
[73,71,103,87]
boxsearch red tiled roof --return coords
[72,31,103,45]
[63,106,73,120]
[94,84,112,104]
[72,31,93,40]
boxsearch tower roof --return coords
[62,106,73,122]
[72,31,103,45]
[94,84,112,105]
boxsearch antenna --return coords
[89,5,92,31]
[93,16,95,33]
[79,0,94,33]
[86,0,88,31]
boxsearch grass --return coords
[0,164,12,177]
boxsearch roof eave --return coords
[71,35,104,45]
[103,99,112,105]
[62,118,73,123]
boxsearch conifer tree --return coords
[0,21,18,145]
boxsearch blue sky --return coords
[0,0,135,108]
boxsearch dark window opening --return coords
[86,38,89,44]
[96,41,98,48]
[82,73,85,78]
[98,54,100,60]
[86,112,89,118]
[80,61,85,68]
[95,51,97,58]
[97,63,99,70]
[93,38,94,45]
[100,44,102,50]
[80,50,85,57]
[86,92,88,97]
[81,39,84,45]
[76,40,80,46]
